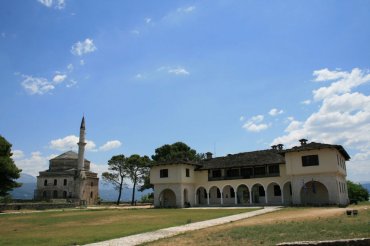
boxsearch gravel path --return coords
[84,206,282,246]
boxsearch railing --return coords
[208,172,280,181]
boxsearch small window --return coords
[258,186,265,196]
[273,185,281,196]
[63,179,67,186]
[254,166,266,176]
[160,169,168,178]
[302,155,319,166]
[212,169,222,178]
[226,168,239,177]
[268,165,280,175]
[186,168,190,177]
[90,191,93,198]
[230,187,235,198]
[44,180,48,186]
[54,179,57,186]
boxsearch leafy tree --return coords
[102,155,127,205]
[126,154,151,205]
[138,170,153,192]
[0,135,22,198]
[347,180,369,202]
[152,142,200,163]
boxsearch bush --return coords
[347,180,369,202]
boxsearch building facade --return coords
[150,139,350,207]
[34,117,99,205]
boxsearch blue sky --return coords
[1,0,370,182]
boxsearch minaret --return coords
[77,116,86,170]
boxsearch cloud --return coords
[20,72,70,95]
[272,68,370,181]
[38,0,65,9]
[131,30,140,35]
[177,6,196,13]
[90,162,108,177]
[269,108,284,116]
[242,115,270,132]
[301,99,311,105]
[12,150,24,159]
[158,66,190,76]
[135,73,144,79]
[71,38,97,56]
[49,135,96,151]
[99,140,122,151]
[21,75,55,95]
[66,79,77,88]
[67,64,74,72]
[13,151,56,177]
[80,59,85,66]
[145,18,152,24]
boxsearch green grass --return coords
[0,208,254,246]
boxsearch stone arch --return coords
[300,181,329,205]
[208,186,221,205]
[222,185,236,205]
[283,181,292,205]
[251,183,266,204]
[266,182,282,205]
[236,184,250,205]
[159,188,177,208]
[195,186,208,205]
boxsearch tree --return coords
[0,135,22,197]
[152,142,201,163]
[347,180,369,202]
[126,154,151,205]
[102,155,127,205]
[138,170,153,192]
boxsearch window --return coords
[258,186,265,196]
[53,190,58,198]
[43,191,47,198]
[216,188,221,198]
[254,166,266,176]
[44,180,47,186]
[54,179,57,186]
[204,190,207,199]
[90,191,93,198]
[160,169,168,178]
[302,155,319,166]
[226,168,239,177]
[268,165,280,175]
[91,182,94,187]
[240,168,253,178]
[273,185,281,196]
[63,179,67,186]
[63,191,67,198]
[212,169,222,178]
[186,168,190,177]
[230,187,235,198]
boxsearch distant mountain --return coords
[360,182,370,193]
[10,173,153,202]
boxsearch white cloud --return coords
[99,140,122,151]
[242,115,270,132]
[52,74,67,84]
[21,75,55,95]
[12,150,24,159]
[90,162,108,177]
[131,30,140,35]
[13,151,56,177]
[239,116,245,121]
[269,108,284,116]
[38,0,65,9]
[71,38,97,56]
[135,73,144,79]
[145,17,152,24]
[272,68,370,181]
[301,99,311,105]
[67,64,74,72]
[80,59,85,65]
[177,6,196,13]
[66,79,77,88]
[49,135,96,151]
[158,66,190,76]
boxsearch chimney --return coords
[271,145,277,150]
[299,139,308,146]
[206,152,213,160]
[277,144,284,150]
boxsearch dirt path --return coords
[146,206,368,246]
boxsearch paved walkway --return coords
[85,206,282,246]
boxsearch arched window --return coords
[54,179,57,186]
[90,191,93,198]
[44,180,47,186]
[53,190,58,198]
[63,179,67,186]
[63,191,67,198]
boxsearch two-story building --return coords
[150,139,350,207]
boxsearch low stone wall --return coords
[0,202,76,211]
[277,238,370,246]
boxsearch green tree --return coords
[102,155,127,205]
[347,180,369,202]
[0,135,22,197]
[138,170,153,192]
[152,142,200,163]
[126,154,151,205]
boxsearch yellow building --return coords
[150,139,350,207]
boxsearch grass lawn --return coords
[145,205,370,246]
[0,208,254,246]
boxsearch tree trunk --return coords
[131,177,137,205]
[117,179,123,205]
